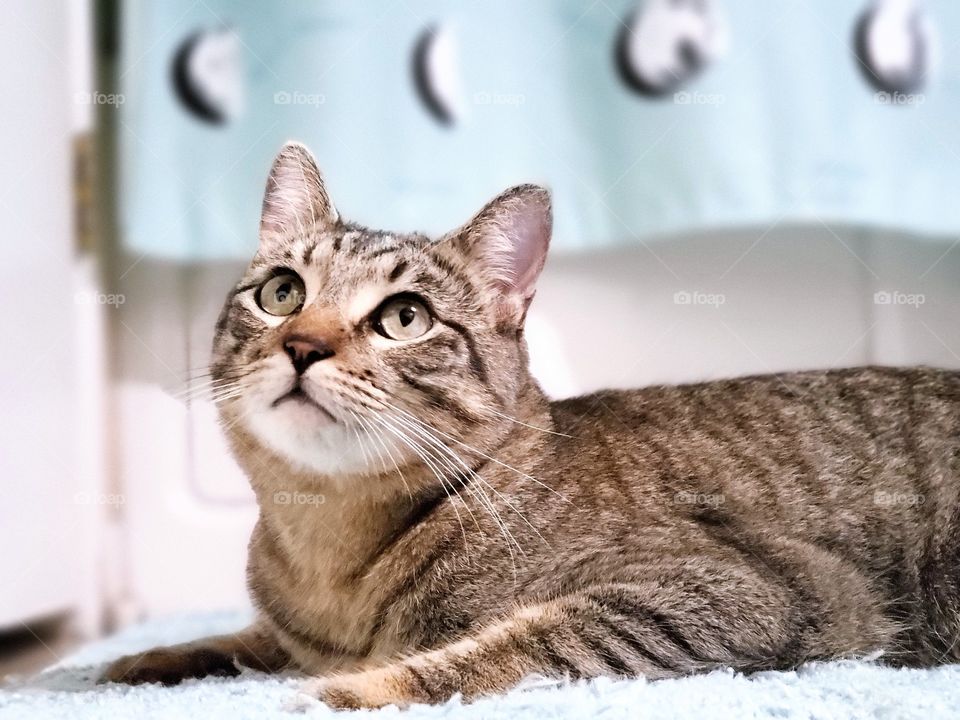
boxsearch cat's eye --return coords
[374,296,432,341]
[257,272,306,316]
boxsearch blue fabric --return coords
[119,1,960,260]
[4,610,960,719]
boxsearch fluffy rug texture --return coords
[1,611,959,719]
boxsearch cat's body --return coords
[241,365,959,694]
[102,143,960,709]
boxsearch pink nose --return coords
[283,335,334,374]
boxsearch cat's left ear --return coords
[259,141,338,242]
[448,184,551,326]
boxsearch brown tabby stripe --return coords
[586,595,690,669]
[412,268,452,289]
[605,593,710,663]
[404,665,432,696]
[426,253,478,297]
[604,616,683,672]
[365,245,402,260]
[579,623,634,676]
[388,261,408,281]
[518,631,582,676]
[594,429,636,507]
[398,371,481,425]
[902,373,935,523]
[234,280,261,295]
[735,389,819,498]
[440,320,489,385]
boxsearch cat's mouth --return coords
[272,384,338,424]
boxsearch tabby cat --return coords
[102,142,960,709]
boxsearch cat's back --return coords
[539,366,960,590]
[547,366,960,516]
[551,365,960,441]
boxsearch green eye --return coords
[258,272,306,316]
[374,296,432,340]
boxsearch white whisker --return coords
[359,414,413,501]
[347,410,375,474]
[383,399,573,506]
[383,410,527,560]
[390,410,545,551]
[486,407,574,438]
[371,414,473,548]
[352,411,389,475]
[174,378,240,402]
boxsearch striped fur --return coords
[103,143,960,709]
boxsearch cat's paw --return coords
[298,666,440,710]
[99,645,241,686]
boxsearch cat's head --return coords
[212,142,551,489]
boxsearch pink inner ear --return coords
[507,207,550,296]
[492,190,551,300]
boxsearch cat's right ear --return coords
[259,142,338,242]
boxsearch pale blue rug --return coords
[2,611,959,719]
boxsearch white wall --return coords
[533,225,959,394]
[0,1,85,630]
[110,225,960,620]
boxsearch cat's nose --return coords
[283,335,335,374]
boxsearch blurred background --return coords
[1,0,958,676]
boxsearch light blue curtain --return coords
[119,1,960,260]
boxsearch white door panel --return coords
[0,0,80,628]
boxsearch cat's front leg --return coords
[299,592,682,709]
[300,566,893,709]
[100,621,289,685]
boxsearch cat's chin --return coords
[271,388,338,426]
[242,402,371,477]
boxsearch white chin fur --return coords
[243,401,371,476]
